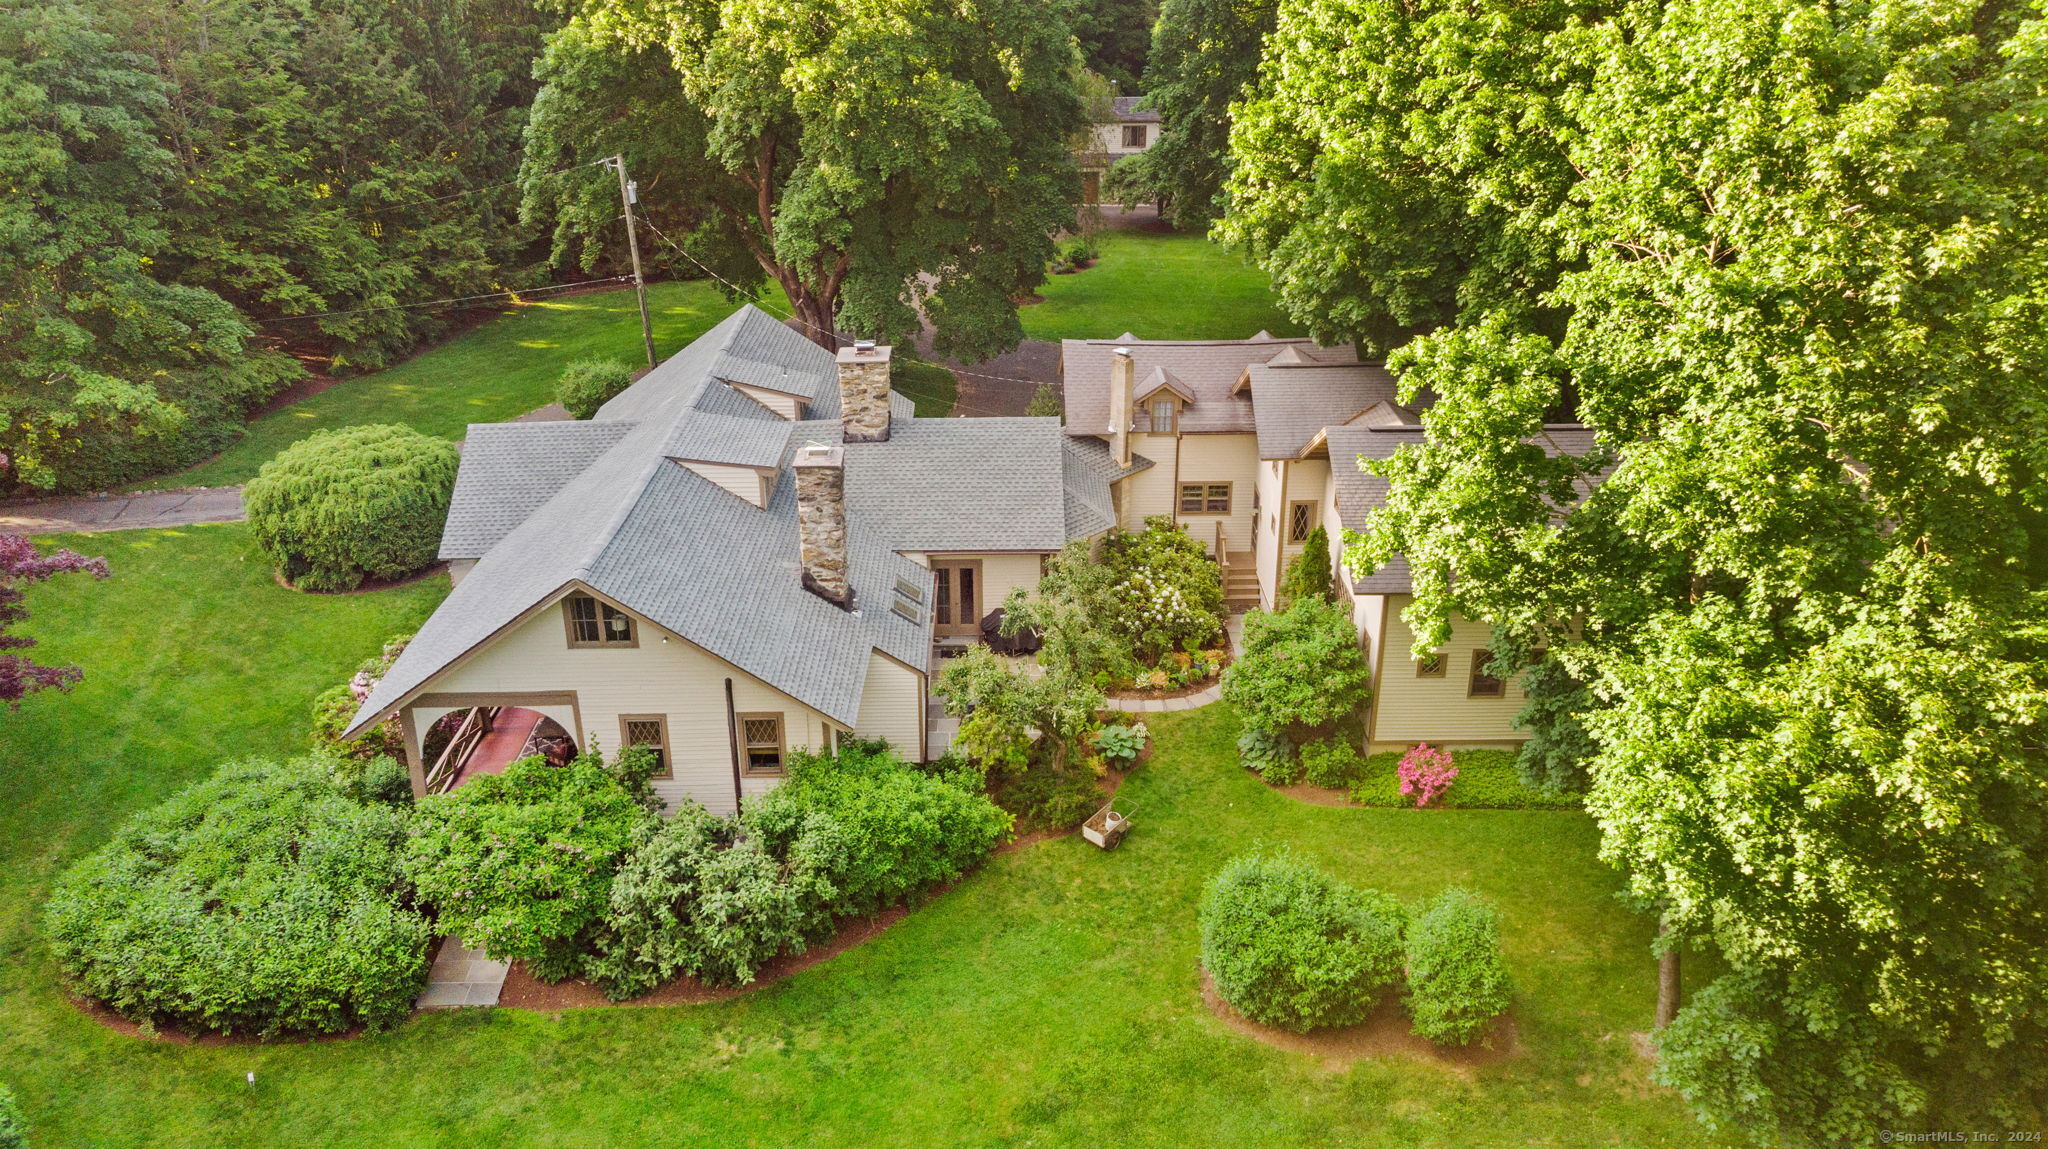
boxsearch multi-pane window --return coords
[566,593,636,647]
[1288,501,1316,543]
[740,713,785,775]
[1179,483,1231,514]
[1468,649,1506,698]
[1122,124,1148,148]
[1150,397,1177,433]
[619,715,672,779]
[1415,652,1446,678]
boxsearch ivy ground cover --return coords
[0,532,1721,1145]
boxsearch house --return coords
[1061,332,1598,753]
[344,305,1140,813]
[1078,95,1161,204]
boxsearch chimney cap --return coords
[835,342,893,363]
[1111,346,1133,358]
[792,440,844,468]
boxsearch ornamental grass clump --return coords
[44,757,431,1037]
[1405,888,1514,1045]
[244,424,458,591]
[1397,742,1458,807]
[1199,851,1408,1033]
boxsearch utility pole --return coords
[607,154,657,369]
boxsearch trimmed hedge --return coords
[1200,852,1407,1033]
[558,358,634,419]
[1406,888,1514,1044]
[403,753,657,983]
[244,424,458,591]
[1351,749,1581,809]
[44,758,430,1037]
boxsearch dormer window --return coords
[1150,397,1177,433]
[565,593,636,647]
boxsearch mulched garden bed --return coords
[995,744,1149,854]
[71,995,369,1046]
[272,562,448,596]
[1199,969,1519,1069]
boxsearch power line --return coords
[259,276,633,325]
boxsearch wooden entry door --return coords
[932,560,982,637]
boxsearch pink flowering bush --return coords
[1397,743,1459,808]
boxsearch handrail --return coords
[423,705,500,794]
[1215,520,1229,574]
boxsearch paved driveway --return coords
[0,487,246,535]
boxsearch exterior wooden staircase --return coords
[1223,550,1260,611]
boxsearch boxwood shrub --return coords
[1350,749,1581,809]
[403,753,657,983]
[44,758,431,1037]
[558,358,634,419]
[244,424,458,591]
[1200,852,1407,1033]
[1406,887,1514,1044]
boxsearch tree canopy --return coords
[1132,0,1280,229]
[1233,0,2048,1137]
[521,0,1085,360]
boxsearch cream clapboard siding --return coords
[731,383,803,419]
[1177,433,1259,552]
[855,649,926,760]
[678,461,768,507]
[1281,458,1330,566]
[1119,432,1179,530]
[1370,594,1528,749]
[928,553,1045,613]
[1253,459,1285,608]
[413,597,887,816]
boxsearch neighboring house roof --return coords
[1061,334,1357,437]
[352,304,1119,738]
[1111,96,1162,123]
[1327,424,1604,594]
[1245,361,1406,460]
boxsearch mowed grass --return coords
[1020,230,1306,343]
[144,280,790,490]
[0,531,1717,1148]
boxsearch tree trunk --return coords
[787,283,839,351]
[1655,916,1681,1028]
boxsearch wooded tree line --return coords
[0,0,554,492]
[1132,0,2048,1140]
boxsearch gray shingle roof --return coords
[1246,362,1404,459]
[441,421,634,560]
[353,304,1120,737]
[1327,424,1605,594]
[1111,95,1162,123]
[1062,335,1357,438]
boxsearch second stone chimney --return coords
[792,440,851,608]
[1109,346,1135,468]
[836,340,892,443]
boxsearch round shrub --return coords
[403,752,656,983]
[557,358,634,419]
[1200,852,1408,1033]
[44,758,431,1037]
[1405,887,1514,1045]
[0,1083,25,1149]
[588,802,816,999]
[1222,596,1373,735]
[244,424,458,591]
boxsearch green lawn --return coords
[0,526,1718,1147]
[1020,230,1306,343]
[143,281,790,490]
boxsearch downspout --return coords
[725,678,744,815]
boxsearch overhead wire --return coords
[258,276,633,325]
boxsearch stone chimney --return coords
[1109,346,1135,468]
[792,440,851,608]
[836,340,892,443]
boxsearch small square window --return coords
[740,713,785,775]
[1468,650,1506,698]
[1179,483,1231,515]
[1416,652,1446,678]
[1122,124,1148,148]
[619,715,672,779]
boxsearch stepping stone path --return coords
[416,936,510,1009]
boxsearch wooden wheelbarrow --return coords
[1082,798,1134,849]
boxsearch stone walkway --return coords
[416,936,510,1009]
[1108,615,1246,715]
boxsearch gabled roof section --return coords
[1135,365,1196,405]
[1246,361,1406,459]
[1063,335,1356,438]
[1061,436,1145,540]
[1111,95,1162,123]
[662,411,791,469]
[441,421,635,560]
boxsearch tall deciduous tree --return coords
[521,0,1084,361]
[1132,0,1280,230]
[1235,0,2048,1138]
[1058,0,1160,91]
